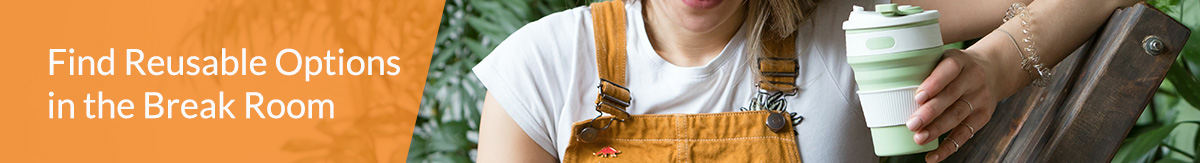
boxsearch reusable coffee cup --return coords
[843,4,943,156]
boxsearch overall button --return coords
[579,127,600,142]
[767,112,787,132]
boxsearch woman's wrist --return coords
[964,30,1034,102]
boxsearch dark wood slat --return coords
[943,3,1190,162]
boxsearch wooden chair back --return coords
[947,3,1192,162]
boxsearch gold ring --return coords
[959,98,975,113]
[963,123,976,134]
[950,136,960,149]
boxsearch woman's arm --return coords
[477,92,557,162]
[893,0,1143,162]
[975,0,1142,99]
[900,0,1142,101]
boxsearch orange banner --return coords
[0,0,442,162]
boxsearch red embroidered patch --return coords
[593,146,621,157]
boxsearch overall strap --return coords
[758,33,799,94]
[746,24,801,132]
[590,0,632,121]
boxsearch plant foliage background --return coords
[408,0,1200,162]
[407,0,601,162]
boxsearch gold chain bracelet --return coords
[1002,3,1051,87]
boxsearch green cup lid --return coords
[876,4,899,16]
[843,4,940,30]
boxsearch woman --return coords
[474,0,1139,162]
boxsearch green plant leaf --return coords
[408,135,428,162]
[425,152,473,163]
[428,121,472,152]
[1157,157,1192,163]
[1194,127,1199,163]
[1167,59,1200,110]
[1116,121,1200,163]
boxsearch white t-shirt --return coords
[473,0,886,162]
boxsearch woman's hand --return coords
[908,49,999,163]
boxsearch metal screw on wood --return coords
[1143,36,1164,56]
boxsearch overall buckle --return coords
[580,79,633,142]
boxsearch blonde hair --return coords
[744,0,820,77]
